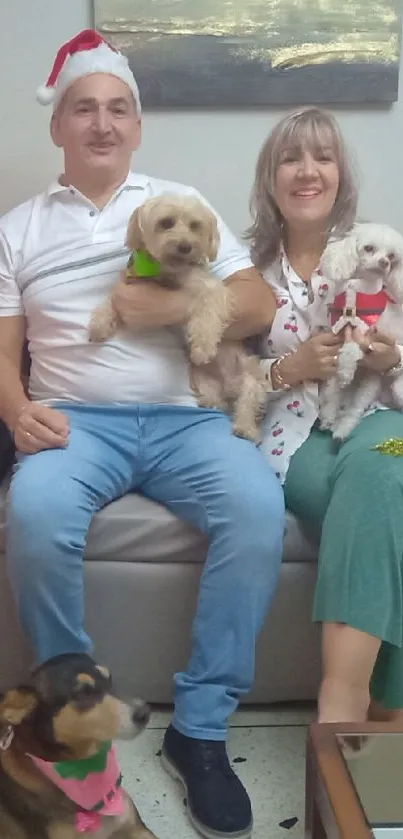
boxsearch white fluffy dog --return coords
[89,194,267,441]
[319,223,403,439]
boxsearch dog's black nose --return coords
[177,241,192,255]
[131,701,151,726]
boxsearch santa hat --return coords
[36,28,141,113]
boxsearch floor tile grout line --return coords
[146,722,312,731]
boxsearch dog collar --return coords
[126,249,161,279]
[29,742,124,832]
[54,740,111,780]
[0,725,14,751]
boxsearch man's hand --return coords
[112,266,276,337]
[13,403,70,454]
[112,277,191,330]
[354,327,401,374]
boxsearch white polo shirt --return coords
[0,172,252,406]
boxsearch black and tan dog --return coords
[0,653,158,839]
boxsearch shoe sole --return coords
[161,748,253,839]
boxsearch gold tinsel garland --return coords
[371,438,403,456]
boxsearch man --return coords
[0,29,284,839]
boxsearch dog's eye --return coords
[159,216,175,230]
[388,252,396,261]
[189,221,201,232]
[364,245,375,253]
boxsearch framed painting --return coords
[93,1,402,107]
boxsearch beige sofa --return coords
[0,437,321,702]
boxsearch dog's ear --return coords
[320,234,359,283]
[0,688,37,725]
[385,259,403,304]
[126,207,145,251]
[206,215,220,262]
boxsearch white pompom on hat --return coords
[36,28,141,113]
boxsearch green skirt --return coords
[284,409,403,709]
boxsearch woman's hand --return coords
[112,276,191,330]
[279,331,344,386]
[354,327,401,374]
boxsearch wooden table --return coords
[305,722,403,839]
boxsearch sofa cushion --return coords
[0,422,15,482]
[0,477,318,564]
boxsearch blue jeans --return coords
[6,404,284,739]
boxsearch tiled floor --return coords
[117,704,315,838]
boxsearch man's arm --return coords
[0,315,70,452]
[112,266,277,339]
[0,316,29,431]
[0,225,70,452]
[205,192,277,339]
[223,267,277,340]
[0,224,30,430]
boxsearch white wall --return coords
[1,0,402,236]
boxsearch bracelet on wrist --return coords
[270,355,292,391]
[386,345,403,377]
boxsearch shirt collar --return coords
[279,245,322,287]
[46,170,150,198]
[279,247,304,287]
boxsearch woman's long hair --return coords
[246,107,358,270]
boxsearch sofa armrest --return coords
[0,420,15,481]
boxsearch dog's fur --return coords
[0,654,158,839]
[89,194,267,441]
[318,223,403,439]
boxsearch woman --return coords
[248,106,403,723]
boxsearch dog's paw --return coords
[189,343,218,366]
[338,370,355,388]
[232,421,259,442]
[88,308,118,343]
[196,393,227,410]
[332,420,353,441]
[88,321,112,343]
[318,405,337,431]
[337,342,363,387]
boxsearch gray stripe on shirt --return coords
[21,247,130,292]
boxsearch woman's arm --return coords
[262,332,344,392]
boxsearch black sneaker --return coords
[161,724,253,839]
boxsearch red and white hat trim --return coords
[36,28,141,113]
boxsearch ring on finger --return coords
[25,430,33,438]
[365,343,374,354]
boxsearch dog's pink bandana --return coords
[30,742,124,833]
